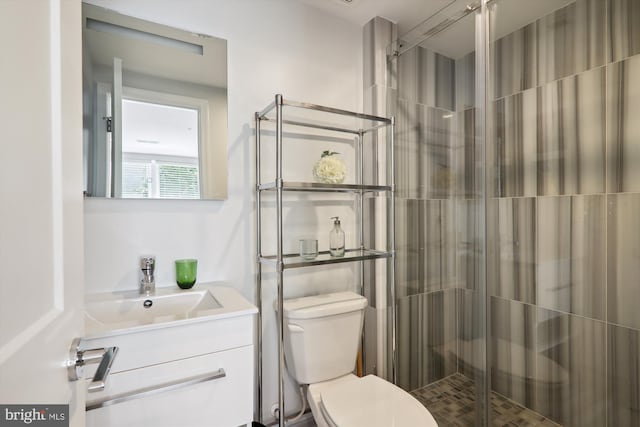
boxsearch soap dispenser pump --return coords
[330,216,345,257]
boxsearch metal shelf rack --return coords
[255,94,395,426]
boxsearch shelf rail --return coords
[257,96,391,135]
[257,181,391,193]
[258,97,391,123]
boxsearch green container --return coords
[175,259,198,289]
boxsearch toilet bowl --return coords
[308,374,437,427]
[281,292,438,427]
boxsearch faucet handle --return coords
[140,256,155,271]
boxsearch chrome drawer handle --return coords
[88,346,118,392]
[68,337,119,392]
[86,368,227,411]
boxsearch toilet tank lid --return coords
[282,292,367,320]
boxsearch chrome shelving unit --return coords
[255,94,395,426]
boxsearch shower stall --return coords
[364,0,640,425]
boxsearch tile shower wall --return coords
[381,0,640,422]
[394,42,462,392]
[488,0,640,425]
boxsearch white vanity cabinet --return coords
[82,285,257,427]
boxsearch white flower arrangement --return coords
[313,150,346,184]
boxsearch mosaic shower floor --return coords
[410,373,561,427]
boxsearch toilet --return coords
[282,291,438,427]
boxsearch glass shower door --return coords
[390,1,489,425]
[391,0,640,424]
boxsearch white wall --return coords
[83,0,364,421]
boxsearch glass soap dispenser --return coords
[329,216,345,257]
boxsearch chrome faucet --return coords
[140,256,156,296]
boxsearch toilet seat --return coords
[309,375,438,427]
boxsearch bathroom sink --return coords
[83,284,255,337]
[87,288,221,324]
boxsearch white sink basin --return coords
[84,284,253,337]
[87,289,221,324]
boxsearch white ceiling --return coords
[296,0,456,36]
[122,100,199,158]
[296,0,574,59]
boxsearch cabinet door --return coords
[86,346,253,427]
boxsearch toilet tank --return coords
[281,292,367,384]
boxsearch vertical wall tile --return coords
[536,79,561,195]
[491,297,537,408]
[533,308,606,426]
[608,193,640,330]
[537,66,605,195]
[487,198,498,299]
[456,108,477,199]
[608,324,640,426]
[536,195,606,319]
[397,290,457,391]
[574,0,607,72]
[455,52,475,111]
[423,106,454,199]
[395,199,421,298]
[536,0,605,85]
[363,85,392,186]
[363,306,378,375]
[398,46,418,103]
[608,0,640,62]
[574,65,607,193]
[457,289,484,379]
[363,16,396,90]
[489,197,536,304]
[395,101,454,199]
[440,200,457,289]
[364,84,391,119]
[495,88,538,197]
[362,198,377,307]
[434,53,455,112]
[396,199,457,297]
[494,22,537,99]
[457,199,481,291]
[423,200,442,293]
[395,100,420,198]
[607,55,640,193]
[398,46,455,110]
